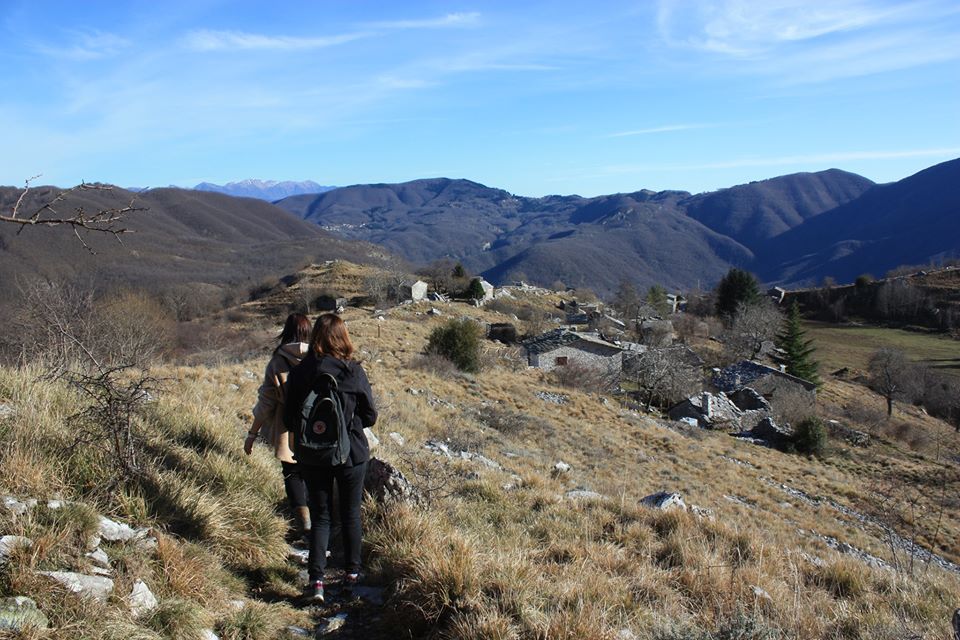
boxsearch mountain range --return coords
[0,186,375,322]
[3,159,956,314]
[194,179,336,201]
[275,159,959,294]
[275,160,960,294]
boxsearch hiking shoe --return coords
[303,580,324,603]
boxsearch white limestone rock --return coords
[86,548,111,570]
[317,613,348,635]
[39,571,114,602]
[128,579,159,617]
[640,491,687,512]
[98,516,148,542]
[565,490,604,501]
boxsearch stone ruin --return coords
[668,387,771,431]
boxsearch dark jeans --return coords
[302,461,367,580]
[280,461,308,509]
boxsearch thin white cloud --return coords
[656,0,960,80]
[605,123,712,138]
[768,29,960,83]
[34,30,132,60]
[182,29,370,52]
[658,0,940,56]
[365,12,481,30]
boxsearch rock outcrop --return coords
[364,457,417,503]
[0,597,49,632]
[39,571,114,602]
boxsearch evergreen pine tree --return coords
[776,300,820,386]
[714,268,760,317]
[466,277,486,300]
[646,285,670,316]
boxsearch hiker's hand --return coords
[244,434,256,455]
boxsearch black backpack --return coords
[295,367,352,467]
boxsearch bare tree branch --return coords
[1,178,146,253]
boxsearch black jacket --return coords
[283,352,377,466]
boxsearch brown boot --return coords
[296,506,312,540]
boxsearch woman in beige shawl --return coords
[244,313,312,537]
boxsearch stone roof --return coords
[712,361,817,393]
[523,329,622,355]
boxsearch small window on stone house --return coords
[555,356,568,366]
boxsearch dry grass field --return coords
[2,260,959,639]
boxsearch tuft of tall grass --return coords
[443,609,520,640]
[143,599,212,640]
[151,534,240,608]
[807,558,869,599]
[216,601,288,640]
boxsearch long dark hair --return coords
[310,313,354,361]
[277,313,312,348]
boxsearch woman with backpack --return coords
[244,313,312,539]
[284,313,377,603]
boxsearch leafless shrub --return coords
[4,278,97,370]
[550,361,618,394]
[92,289,176,365]
[771,385,816,426]
[248,277,280,302]
[67,364,160,483]
[160,283,223,321]
[410,353,461,378]
[396,449,462,503]
[672,313,710,341]
[173,320,273,365]
[478,405,532,436]
[626,347,701,410]
[722,300,782,362]
[841,401,888,433]
[8,280,164,484]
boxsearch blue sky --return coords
[1,0,958,196]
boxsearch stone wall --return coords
[533,342,622,374]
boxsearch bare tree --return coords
[418,258,457,294]
[612,279,641,323]
[364,260,414,306]
[722,300,782,361]
[1,179,144,252]
[868,347,911,417]
[627,347,701,411]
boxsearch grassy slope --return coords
[2,260,959,639]
[0,365,313,639]
[804,322,960,378]
[243,262,960,638]
[345,304,960,638]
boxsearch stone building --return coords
[523,329,623,373]
[400,280,428,302]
